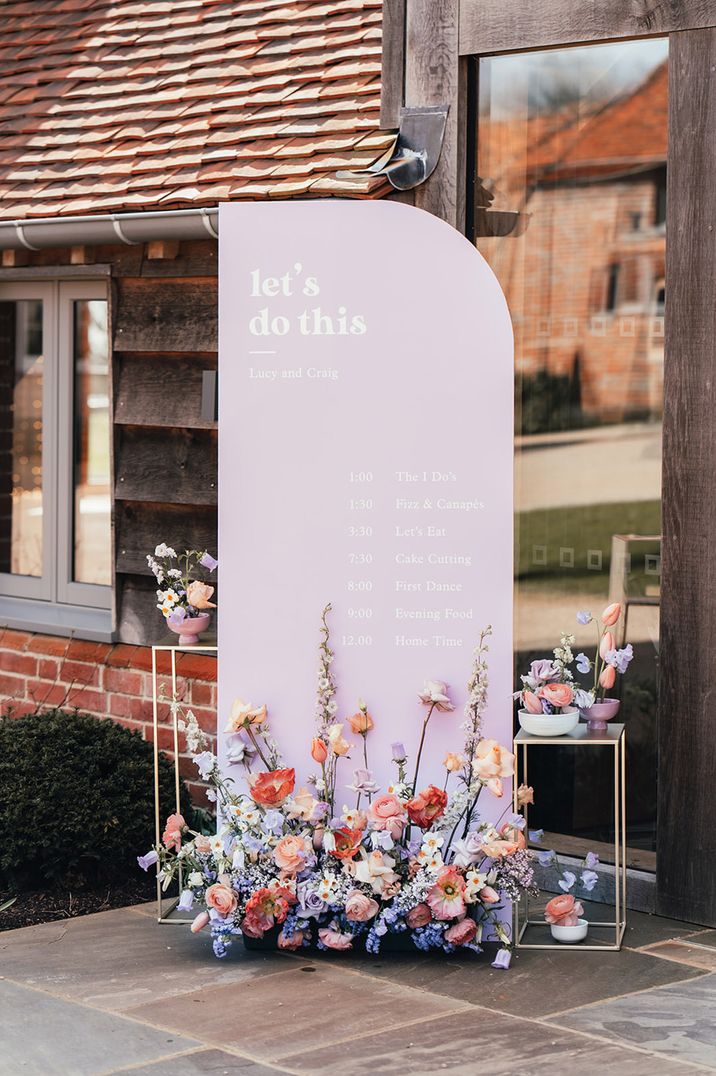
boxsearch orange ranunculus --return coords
[242,886,293,936]
[186,580,216,609]
[406,784,448,828]
[599,631,615,660]
[205,882,237,918]
[443,751,465,773]
[473,739,515,781]
[311,737,328,764]
[499,822,526,850]
[249,767,295,806]
[347,708,374,734]
[601,602,621,627]
[599,664,617,690]
[522,690,543,714]
[226,698,267,732]
[544,893,584,926]
[273,835,309,874]
[538,683,574,709]
[162,812,186,851]
[330,826,364,860]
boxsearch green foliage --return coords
[0,709,195,892]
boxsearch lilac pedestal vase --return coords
[579,698,620,732]
[167,612,211,646]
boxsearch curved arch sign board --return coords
[218,200,513,803]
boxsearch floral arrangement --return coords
[515,601,633,715]
[544,893,583,928]
[139,615,536,963]
[146,544,218,626]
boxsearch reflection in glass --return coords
[0,300,44,577]
[475,40,667,860]
[73,300,110,586]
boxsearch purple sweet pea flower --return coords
[391,741,406,762]
[574,689,595,709]
[347,768,380,795]
[167,607,187,627]
[558,870,576,892]
[581,870,599,892]
[536,849,556,867]
[492,948,512,970]
[528,829,544,843]
[262,809,284,836]
[199,552,218,571]
[524,659,561,687]
[606,644,634,674]
[137,850,158,871]
[584,851,599,870]
[193,751,215,780]
[508,812,526,831]
[177,889,194,911]
[575,652,591,675]
[576,610,593,625]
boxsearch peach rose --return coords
[522,690,543,714]
[162,812,185,851]
[226,698,267,732]
[285,787,319,823]
[278,929,305,950]
[345,890,380,922]
[327,723,352,756]
[406,902,432,928]
[445,917,478,945]
[545,893,584,927]
[273,835,308,874]
[473,739,515,781]
[406,785,448,829]
[205,883,237,918]
[368,793,408,838]
[319,927,354,951]
[600,664,617,690]
[516,784,534,807]
[249,767,295,806]
[538,683,574,709]
[347,709,374,734]
[601,602,621,627]
[186,580,216,609]
[190,910,209,933]
[443,752,465,773]
[311,737,328,764]
[499,823,526,850]
[193,834,212,854]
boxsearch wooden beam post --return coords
[405,0,460,227]
[381,0,406,128]
[658,26,716,927]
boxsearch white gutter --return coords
[0,206,219,250]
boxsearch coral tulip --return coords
[599,631,615,660]
[311,737,327,764]
[599,664,616,690]
[601,602,621,626]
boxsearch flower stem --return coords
[245,726,272,769]
[411,702,435,794]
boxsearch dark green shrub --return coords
[0,709,196,892]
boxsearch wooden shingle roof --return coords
[0,0,393,220]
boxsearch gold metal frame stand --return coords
[513,723,627,951]
[152,643,218,924]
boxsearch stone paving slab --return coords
[641,941,716,972]
[0,979,200,1076]
[124,964,471,1064]
[278,1008,698,1075]
[104,1047,293,1075]
[0,907,289,1012]
[691,931,716,948]
[550,971,716,1070]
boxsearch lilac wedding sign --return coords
[218,200,513,803]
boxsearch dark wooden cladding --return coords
[405,0,459,226]
[458,0,716,55]
[113,277,218,352]
[116,573,163,645]
[381,0,406,127]
[115,353,217,429]
[115,426,217,506]
[115,501,217,575]
[658,26,716,927]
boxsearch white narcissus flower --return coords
[188,871,204,887]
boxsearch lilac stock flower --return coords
[193,751,215,780]
[575,652,591,675]
[137,850,158,871]
[558,870,576,892]
[536,849,556,866]
[576,610,593,625]
[391,741,406,762]
[581,870,599,892]
[312,801,330,821]
[199,552,218,571]
[177,889,194,911]
[347,768,380,795]
[584,851,599,870]
[492,949,512,970]
[528,829,544,843]
[606,644,634,674]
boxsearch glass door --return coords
[471,38,668,866]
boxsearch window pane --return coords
[0,299,43,577]
[475,40,667,860]
[73,299,110,586]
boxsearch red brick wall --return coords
[0,629,217,805]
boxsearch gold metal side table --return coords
[513,723,626,951]
[151,643,217,923]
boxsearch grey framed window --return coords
[0,280,112,639]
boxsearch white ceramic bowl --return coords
[550,918,588,943]
[518,707,579,737]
